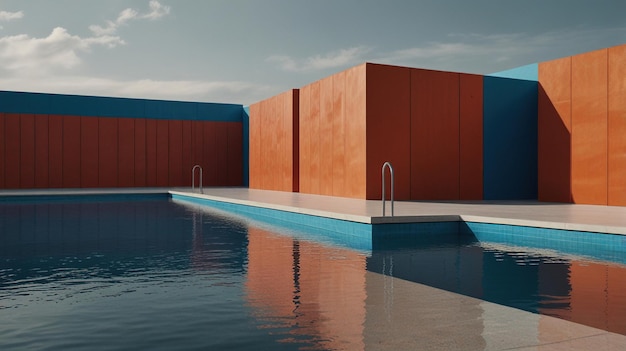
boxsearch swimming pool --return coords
[1,195,625,350]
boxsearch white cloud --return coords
[0,10,23,22]
[0,27,124,75]
[89,1,169,36]
[0,75,273,104]
[142,0,171,20]
[268,46,372,72]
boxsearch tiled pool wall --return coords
[171,193,626,264]
[463,222,626,264]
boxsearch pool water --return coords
[1,198,625,350]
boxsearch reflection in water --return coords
[245,227,367,350]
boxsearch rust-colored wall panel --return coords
[155,119,169,187]
[319,77,334,196]
[134,118,147,187]
[145,119,157,186]
[34,115,49,188]
[344,64,367,199]
[308,82,321,194]
[190,121,204,185]
[62,116,81,188]
[571,49,608,205]
[608,44,626,206]
[459,74,484,200]
[98,117,118,187]
[332,72,346,197]
[365,64,411,200]
[80,117,99,188]
[168,120,183,186]
[411,69,460,200]
[19,114,35,188]
[4,114,20,188]
[298,86,311,193]
[0,114,4,188]
[203,122,218,185]
[48,115,63,188]
[227,122,243,186]
[118,118,135,187]
[181,120,193,187]
[215,122,229,185]
[538,57,572,203]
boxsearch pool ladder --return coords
[192,165,203,194]
[382,162,394,217]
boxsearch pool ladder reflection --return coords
[192,165,203,194]
[382,162,394,216]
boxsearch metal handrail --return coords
[382,162,394,217]
[192,165,203,194]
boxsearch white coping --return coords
[2,187,626,235]
[168,189,626,235]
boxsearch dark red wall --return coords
[0,113,242,189]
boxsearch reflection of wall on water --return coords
[245,227,367,350]
[568,261,626,335]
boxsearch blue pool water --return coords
[1,196,626,350]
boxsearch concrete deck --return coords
[172,187,626,235]
[2,187,626,349]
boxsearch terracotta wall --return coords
[538,43,626,205]
[299,63,483,200]
[300,64,367,198]
[248,89,299,192]
[0,113,242,188]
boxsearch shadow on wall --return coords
[483,76,538,200]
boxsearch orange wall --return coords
[572,49,608,205]
[248,89,299,192]
[299,65,367,198]
[608,45,626,206]
[538,43,626,206]
[0,113,242,189]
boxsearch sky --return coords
[0,0,625,106]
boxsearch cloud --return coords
[89,1,170,36]
[0,27,124,75]
[377,26,626,73]
[0,75,273,104]
[267,46,372,72]
[142,0,171,20]
[0,10,24,22]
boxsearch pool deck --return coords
[2,187,626,350]
[2,187,626,235]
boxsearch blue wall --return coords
[0,91,243,122]
[483,76,538,200]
